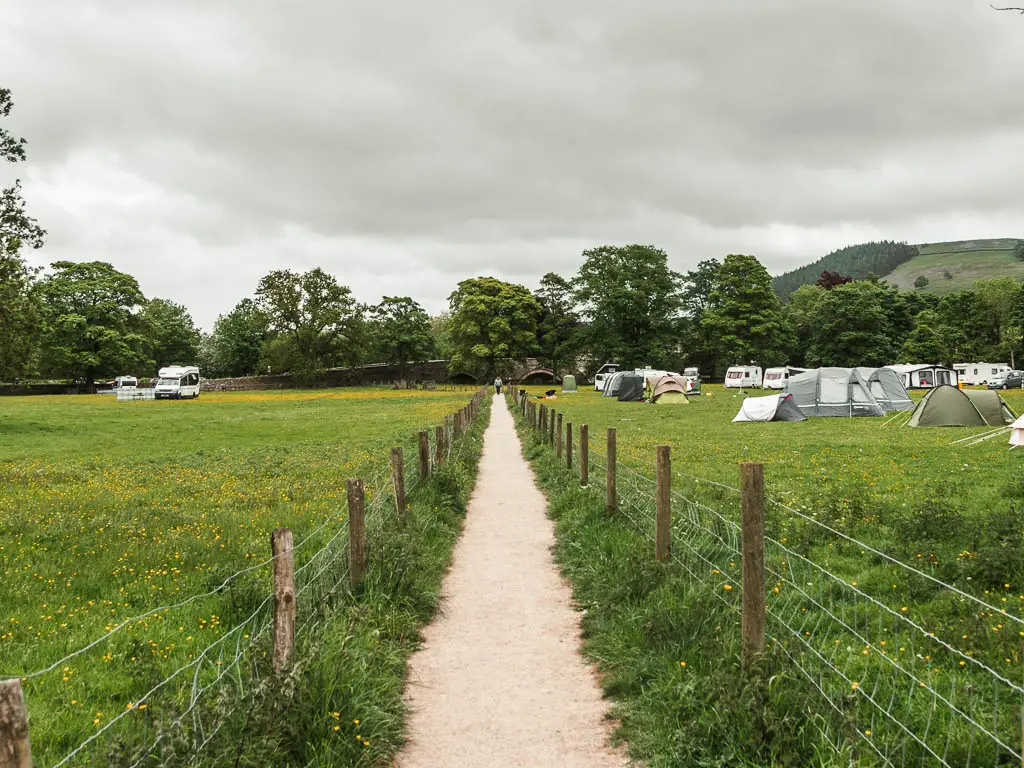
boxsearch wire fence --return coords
[4,390,488,767]
[514,397,1024,767]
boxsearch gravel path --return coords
[396,395,626,768]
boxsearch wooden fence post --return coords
[580,424,589,486]
[656,446,671,561]
[0,679,31,768]
[445,415,452,454]
[347,478,366,587]
[556,413,563,459]
[740,462,766,662]
[418,430,430,480]
[607,428,617,515]
[566,421,573,469]
[548,408,555,445]
[272,528,296,672]
[435,425,444,469]
[390,447,406,515]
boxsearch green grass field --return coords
[513,385,1024,766]
[0,388,481,765]
[883,239,1024,294]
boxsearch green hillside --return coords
[882,238,1024,294]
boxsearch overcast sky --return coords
[3,0,1024,328]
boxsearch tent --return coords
[784,368,885,417]
[616,373,645,402]
[732,393,807,422]
[1009,414,1024,447]
[562,374,577,393]
[906,385,1015,427]
[646,375,690,404]
[603,371,627,397]
[855,367,914,412]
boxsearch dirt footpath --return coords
[397,396,627,768]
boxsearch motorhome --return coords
[724,365,763,389]
[593,362,621,391]
[154,366,201,399]
[111,375,138,390]
[955,362,1011,386]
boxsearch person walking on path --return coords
[397,396,626,768]
[493,375,503,394]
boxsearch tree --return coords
[141,298,200,368]
[914,275,930,290]
[0,88,46,381]
[816,270,853,290]
[783,284,825,367]
[573,244,683,368]
[369,296,434,379]
[430,312,453,360]
[534,273,580,376]
[899,309,947,363]
[805,281,899,367]
[255,268,361,378]
[447,277,540,377]
[206,298,268,377]
[677,259,721,374]
[700,254,792,374]
[37,261,149,386]
[975,277,1022,366]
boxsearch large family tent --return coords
[646,375,689,404]
[732,393,807,422]
[602,371,627,397]
[561,375,578,393]
[855,367,915,412]
[1009,414,1024,447]
[784,368,885,417]
[616,373,645,402]
[907,385,1015,427]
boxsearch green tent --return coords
[906,385,1014,427]
[561,374,577,393]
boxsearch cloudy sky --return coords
[3,0,1024,328]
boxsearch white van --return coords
[762,367,789,390]
[593,362,621,391]
[112,375,138,390]
[724,365,763,389]
[154,366,201,399]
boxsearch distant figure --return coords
[494,376,503,394]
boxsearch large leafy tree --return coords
[37,261,149,385]
[255,268,361,377]
[0,88,46,381]
[974,277,1022,366]
[534,273,580,376]
[805,281,899,367]
[447,276,539,377]
[369,296,434,378]
[700,254,791,374]
[783,284,825,367]
[141,298,200,368]
[899,309,948,363]
[678,259,721,373]
[573,244,683,369]
[206,298,268,377]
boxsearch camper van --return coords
[154,366,201,399]
[762,367,790,390]
[724,365,763,389]
[110,375,138,390]
[955,362,1011,386]
[593,362,621,391]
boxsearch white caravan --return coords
[955,362,1010,386]
[593,362,621,391]
[112,375,138,389]
[724,365,763,389]
[154,366,201,399]
[762,367,790,390]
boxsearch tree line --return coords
[4,88,1024,385]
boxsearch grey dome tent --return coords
[855,367,914,412]
[561,374,578,393]
[906,385,1015,427]
[784,367,885,417]
[603,371,627,397]
[616,373,645,402]
[732,393,807,422]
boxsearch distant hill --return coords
[772,241,918,300]
[881,239,1024,294]
[772,238,1024,299]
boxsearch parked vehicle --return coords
[954,362,1010,386]
[987,370,1024,390]
[154,366,201,399]
[109,375,138,390]
[762,367,789,390]
[593,362,621,392]
[724,365,763,389]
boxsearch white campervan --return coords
[593,362,621,391]
[762,367,789,390]
[957,362,1010,386]
[724,365,763,389]
[112,375,138,390]
[154,366,201,399]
